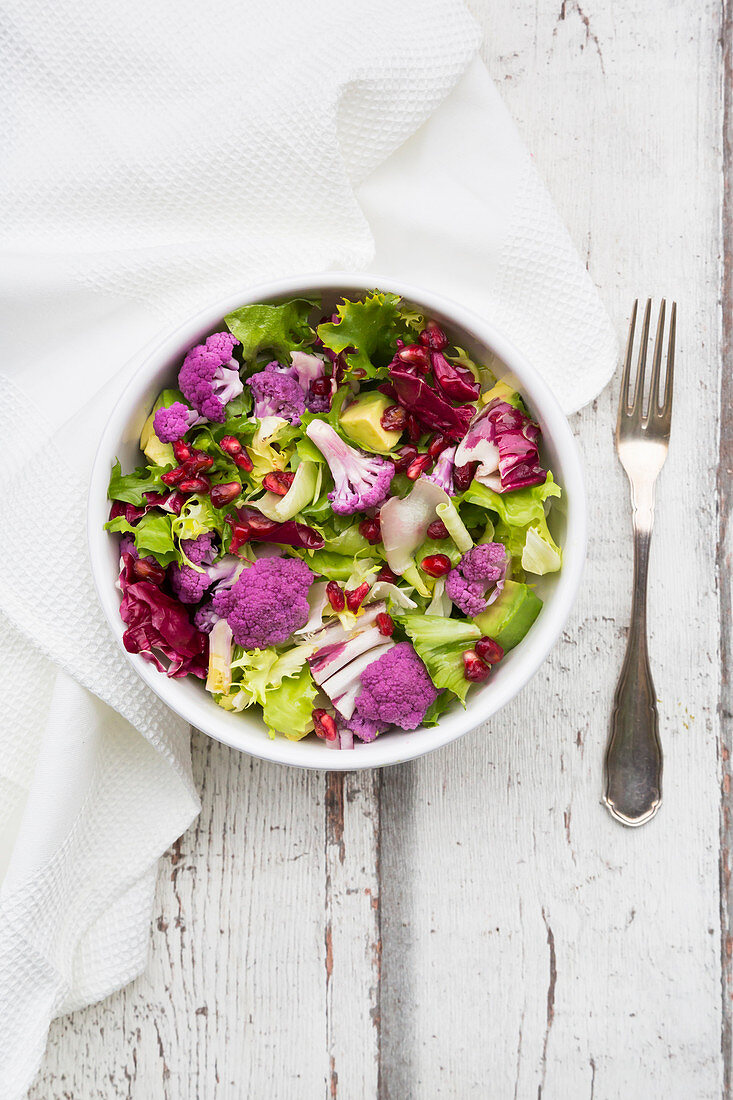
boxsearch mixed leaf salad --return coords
[106,291,562,748]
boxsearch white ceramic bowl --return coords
[88,273,586,770]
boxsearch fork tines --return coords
[618,299,676,436]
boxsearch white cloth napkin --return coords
[0,0,616,1094]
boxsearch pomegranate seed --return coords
[311,377,332,395]
[406,415,422,444]
[397,344,430,370]
[161,466,186,486]
[345,582,370,613]
[184,451,214,475]
[263,470,295,496]
[427,433,449,458]
[172,439,191,463]
[326,581,346,612]
[380,404,407,432]
[219,435,242,456]
[406,453,433,480]
[394,444,418,472]
[131,558,165,584]
[419,320,448,350]
[421,553,451,577]
[427,520,449,540]
[476,636,504,665]
[234,451,254,472]
[178,475,211,493]
[453,461,477,492]
[359,516,381,544]
[463,649,491,682]
[376,612,394,637]
[210,481,242,508]
[312,708,338,741]
[376,565,397,583]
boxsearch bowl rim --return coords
[88,271,587,770]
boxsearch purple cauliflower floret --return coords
[423,445,457,495]
[246,362,307,424]
[169,535,242,605]
[305,419,394,516]
[445,543,507,617]
[306,390,331,413]
[153,402,201,443]
[194,601,220,634]
[212,557,313,647]
[351,642,438,741]
[178,331,243,424]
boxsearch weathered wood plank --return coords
[719,0,733,1089]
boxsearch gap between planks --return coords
[719,0,733,1091]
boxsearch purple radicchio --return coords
[453,400,547,493]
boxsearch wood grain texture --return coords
[28,0,728,1097]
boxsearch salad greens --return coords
[106,290,563,748]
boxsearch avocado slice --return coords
[139,389,184,465]
[481,380,522,408]
[472,579,542,651]
[340,391,402,453]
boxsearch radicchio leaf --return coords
[454,400,546,493]
[388,364,474,441]
[226,506,325,552]
[118,554,208,678]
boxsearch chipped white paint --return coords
[27,0,727,1097]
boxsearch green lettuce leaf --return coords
[422,692,455,726]
[463,473,562,575]
[224,299,316,362]
[395,613,481,703]
[107,460,170,505]
[317,291,405,378]
[105,511,180,566]
[262,664,318,740]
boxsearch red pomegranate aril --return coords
[427,433,449,458]
[131,558,165,585]
[311,377,332,395]
[359,516,382,544]
[427,519,449,540]
[263,470,295,496]
[453,461,477,492]
[406,453,433,480]
[376,565,397,583]
[406,414,423,444]
[234,451,254,472]
[376,612,394,637]
[463,650,491,682]
[397,344,430,370]
[419,320,448,350]
[312,708,338,741]
[210,481,241,508]
[393,444,418,472]
[172,439,192,463]
[326,581,346,612]
[227,521,251,551]
[178,475,211,493]
[345,582,370,613]
[380,405,407,432]
[420,553,452,577]
[219,435,242,456]
[475,636,505,665]
[161,466,186,486]
[184,452,214,475]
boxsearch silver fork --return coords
[603,299,676,827]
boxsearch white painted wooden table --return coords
[27,1,731,1096]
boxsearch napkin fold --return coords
[0,0,616,1094]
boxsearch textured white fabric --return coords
[0,0,615,1095]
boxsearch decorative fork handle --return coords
[603,478,663,826]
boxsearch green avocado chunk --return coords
[472,580,542,651]
[339,391,402,453]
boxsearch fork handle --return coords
[603,483,663,826]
